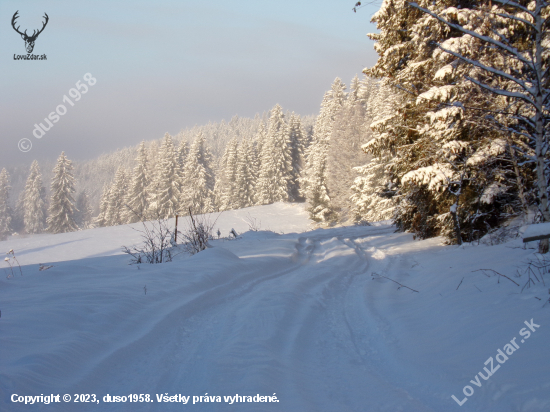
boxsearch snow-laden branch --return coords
[408,2,535,70]
[434,44,536,102]
[492,0,542,17]
[495,12,535,29]
[391,83,418,97]
[464,74,536,107]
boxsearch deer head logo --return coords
[12,11,49,54]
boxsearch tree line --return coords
[1,0,547,246]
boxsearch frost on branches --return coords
[75,190,93,229]
[256,104,293,205]
[234,137,258,209]
[0,168,12,240]
[351,80,397,223]
[215,137,239,211]
[23,160,46,234]
[149,133,181,219]
[182,133,215,215]
[360,0,545,243]
[125,141,150,223]
[105,167,128,226]
[406,0,548,248]
[327,76,374,221]
[301,79,347,222]
[47,152,78,234]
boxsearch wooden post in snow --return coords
[174,215,179,243]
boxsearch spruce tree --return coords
[326,76,373,221]
[351,156,396,222]
[47,152,78,234]
[256,104,293,204]
[95,185,110,227]
[75,190,93,229]
[255,123,267,162]
[363,0,522,242]
[182,133,215,214]
[348,74,362,104]
[215,137,239,210]
[23,160,46,234]
[105,167,128,226]
[11,192,25,234]
[301,79,347,221]
[147,140,160,179]
[0,168,12,240]
[351,82,400,223]
[177,139,189,168]
[287,114,306,201]
[149,134,181,219]
[125,141,150,222]
[234,138,258,208]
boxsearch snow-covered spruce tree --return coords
[11,192,25,234]
[147,139,160,179]
[301,78,347,222]
[75,190,93,229]
[364,78,382,122]
[95,185,110,227]
[234,137,258,208]
[326,76,370,221]
[104,167,128,226]
[214,137,239,211]
[177,139,189,169]
[124,141,150,223]
[47,152,78,234]
[348,74,362,104]
[351,81,399,223]
[149,133,181,219]
[381,1,537,243]
[256,104,293,205]
[182,132,215,214]
[364,0,463,240]
[23,160,46,234]
[351,157,396,222]
[255,122,267,158]
[287,114,307,201]
[362,0,527,243]
[408,0,549,250]
[0,168,12,240]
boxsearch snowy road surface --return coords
[1,204,549,411]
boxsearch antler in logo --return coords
[12,11,49,53]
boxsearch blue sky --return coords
[0,0,381,167]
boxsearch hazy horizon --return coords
[1,0,379,170]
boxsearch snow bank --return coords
[1,204,549,412]
[523,222,550,240]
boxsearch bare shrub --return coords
[179,208,218,256]
[354,219,371,227]
[517,254,548,293]
[4,249,23,278]
[122,217,175,264]
[481,222,522,246]
[244,213,261,231]
[122,207,220,263]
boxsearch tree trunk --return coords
[505,133,529,216]
[534,3,550,253]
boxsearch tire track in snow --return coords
[67,226,437,412]
[342,237,443,411]
[63,241,321,410]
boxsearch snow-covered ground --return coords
[1,203,549,411]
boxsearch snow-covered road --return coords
[69,228,410,412]
[1,204,549,411]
